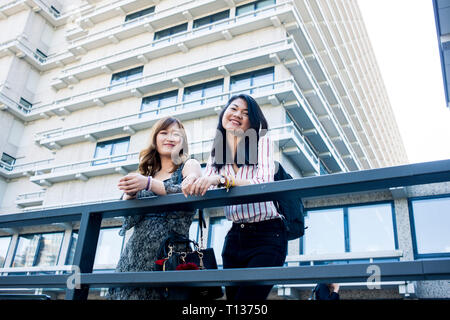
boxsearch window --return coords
[0,236,11,268]
[183,79,224,109]
[303,208,345,255]
[65,232,78,265]
[189,220,199,243]
[93,228,124,270]
[236,0,275,16]
[35,49,47,63]
[153,23,188,42]
[19,97,32,113]
[319,161,329,175]
[193,10,230,29]
[125,6,155,22]
[230,67,274,95]
[65,228,124,270]
[207,217,232,266]
[302,202,397,256]
[140,90,178,117]
[110,66,143,87]
[347,204,396,252]
[410,195,450,258]
[93,137,130,166]
[11,232,64,268]
[0,153,15,171]
[50,5,60,16]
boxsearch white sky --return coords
[357,0,450,164]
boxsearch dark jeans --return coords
[222,218,288,301]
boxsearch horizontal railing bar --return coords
[0,259,449,288]
[0,159,449,227]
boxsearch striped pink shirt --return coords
[204,135,281,223]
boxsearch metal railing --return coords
[0,159,450,300]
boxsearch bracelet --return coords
[146,176,153,191]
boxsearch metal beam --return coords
[0,259,449,289]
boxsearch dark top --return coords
[314,283,340,300]
[108,163,195,300]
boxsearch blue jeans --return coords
[221,218,288,301]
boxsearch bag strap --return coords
[198,209,206,249]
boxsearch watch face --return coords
[220,177,226,184]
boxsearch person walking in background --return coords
[312,283,340,300]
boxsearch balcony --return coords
[0,158,54,180]
[0,159,449,300]
[74,0,157,30]
[37,38,296,116]
[29,153,139,187]
[0,35,78,73]
[0,0,70,27]
[30,122,320,186]
[51,2,298,87]
[67,0,241,50]
[15,191,46,208]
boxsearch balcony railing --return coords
[53,2,297,82]
[67,0,216,48]
[15,191,46,208]
[0,159,449,300]
[0,158,54,179]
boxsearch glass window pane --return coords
[303,209,345,255]
[12,234,40,268]
[158,91,178,114]
[111,139,130,163]
[230,75,251,94]
[189,220,199,243]
[34,233,64,267]
[93,142,112,166]
[126,66,143,81]
[94,228,123,269]
[125,6,155,22]
[256,0,275,10]
[65,232,78,265]
[1,153,15,166]
[208,217,232,265]
[252,68,274,93]
[183,86,203,102]
[0,236,11,268]
[236,3,255,16]
[348,204,396,252]
[412,197,450,255]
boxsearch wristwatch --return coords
[218,175,227,188]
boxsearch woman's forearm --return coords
[148,178,167,196]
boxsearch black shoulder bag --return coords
[155,209,224,300]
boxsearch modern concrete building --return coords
[433,0,450,108]
[1,0,448,300]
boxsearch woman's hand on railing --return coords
[118,173,148,195]
[183,175,221,197]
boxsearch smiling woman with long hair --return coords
[183,94,288,301]
[108,116,201,300]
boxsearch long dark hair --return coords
[211,94,268,170]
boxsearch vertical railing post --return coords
[65,210,102,300]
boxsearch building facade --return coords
[433,0,450,108]
[1,0,448,300]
